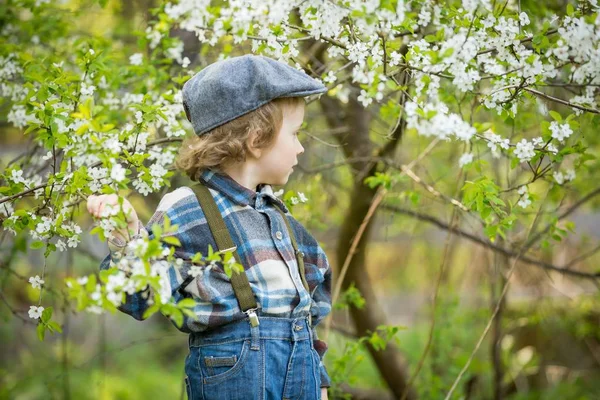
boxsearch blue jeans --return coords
[184,316,322,399]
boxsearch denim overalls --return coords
[183,183,322,399]
[184,315,322,399]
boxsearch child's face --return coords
[256,102,305,186]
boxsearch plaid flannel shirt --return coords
[99,169,333,387]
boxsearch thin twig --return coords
[523,87,600,114]
[400,171,464,400]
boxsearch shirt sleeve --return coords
[99,197,194,323]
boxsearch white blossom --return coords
[67,235,80,248]
[104,135,123,154]
[357,90,373,107]
[56,239,67,252]
[129,53,143,66]
[514,139,535,163]
[133,175,152,196]
[549,121,573,143]
[28,305,44,320]
[517,185,531,208]
[459,153,474,167]
[29,275,45,289]
[11,169,27,185]
[145,27,163,49]
[518,196,531,208]
[565,168,576,181]
[323,70,337,84]
[553,171,565,185]
[7,105,39,128]
[98,75,109,89]
[0,54,23,80]
[405,101,476,142]
[554,169,576,185]
[35,216,53,237]
[110,164,126,183]
[80,82,96,97]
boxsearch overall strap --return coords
[191,183,258,313]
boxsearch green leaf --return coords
[170,308,184,328]
[481,207,492,220]
[369,331,387,351]
[178,298,197,309]
[31,241,45,250]
[37,323,46,341]
[549,111,562,122]
[41,307,53,323]
[142,303,160,320]
[162,236,181,247]
[151,223,163,239]
[48,321,63,333]
[566,3,574,16]
[484,225,498,241]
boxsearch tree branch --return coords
[0,137,184,206]
[379,203,600,279]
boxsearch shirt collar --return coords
[198,169,289,213]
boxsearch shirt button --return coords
[275,231,283,240]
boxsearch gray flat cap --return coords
[182,54,327,136]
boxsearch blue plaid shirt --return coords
[100,168,333,387]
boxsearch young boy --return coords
[87,54,332,399]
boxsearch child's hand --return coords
[87,194,139,239]
[321,388,328,400]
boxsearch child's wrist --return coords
[127,218,140,233]
[109,220,143,249]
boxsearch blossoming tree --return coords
[1,0,599,398]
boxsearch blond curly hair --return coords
[175,97,304,181]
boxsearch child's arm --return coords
[305,241,332,388]
[92,192,194,322]
[309,247,333,389]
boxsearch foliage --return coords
[1,0,600,397]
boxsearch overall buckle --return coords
[244,308,260,327]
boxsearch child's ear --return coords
[247,130,263,159]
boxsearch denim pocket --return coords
[199,339,250,385]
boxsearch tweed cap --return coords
[182,54,327,136]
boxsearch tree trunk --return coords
[337,172,417,400]
[317,82,416,400]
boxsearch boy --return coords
[88,54,332,399]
